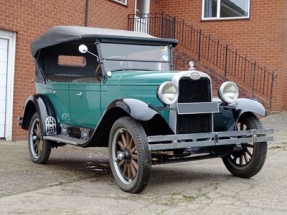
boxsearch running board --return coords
[43,135,87,146]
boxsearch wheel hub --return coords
[117,149,131,162]
[32,135,38,141]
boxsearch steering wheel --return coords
[95,64,102,81]
[108,56,127,68]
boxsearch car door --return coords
[43,82,71,125]
[69,81,101,128]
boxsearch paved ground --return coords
[0,112,286,214]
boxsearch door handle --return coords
[76,92,82,96]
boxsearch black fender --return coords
[214,98,266,132]
[106,98,158,121]
[88,99,172,147]
[21,94,58,135]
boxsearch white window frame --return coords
[112,0,127,6]
[202,0,250,20]
[0,30,16,141]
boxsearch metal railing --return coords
[128,13,278,107]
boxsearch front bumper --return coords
[147,129,274,151]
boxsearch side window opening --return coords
[38,43,99,82]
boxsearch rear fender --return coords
[21,94,58,136]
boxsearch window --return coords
[202,0,250,20]
[58,55,86,67]
[112,0,127,6]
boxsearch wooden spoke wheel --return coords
[28,113,51,164]
[109,117,151,193]
[222,114,267,178]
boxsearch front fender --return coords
[106,98,158,121]
[21,94,57,135]
[234,98,266,120]
[87,99,171,147]
[214,98,266,132]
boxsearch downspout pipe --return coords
[85,0,90,27]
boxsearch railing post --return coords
[181,20,184,45]
[252,61,256,97]
[224,45,228,76]
[263,67,267,95]
[234,50,237,76]
[269,71,276,108]
[243,55,247,83]
[172,16,176,39]
[207,35,210,61]
[198,29,202,62]
[128,14,131,30]
[216,40,219,67]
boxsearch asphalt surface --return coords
[0,111,286,214]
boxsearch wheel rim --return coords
[29,118,43,158]
[228,121,254,167]
[112,128,138,185]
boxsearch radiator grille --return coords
[177,114,211,134]
[177,77,212,134]
[178,78,211,103]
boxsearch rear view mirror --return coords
[78,44,99,62]
[79,44,88,54]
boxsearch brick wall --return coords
[282,1,287,110]
[0,0,136,140]
[91,0,135,29]
[1,0,286,139]
[150,0,287,111]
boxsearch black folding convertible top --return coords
[31,26,178,57]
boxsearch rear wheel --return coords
[222,114,267,178]
[109,117,151,193]
[28,113,52,164]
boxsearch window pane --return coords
[204,0,218,18]
[100,43,171,71]
[220,0,249,17]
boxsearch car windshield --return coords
[100,43,171,72]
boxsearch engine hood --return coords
[103,71,176,108]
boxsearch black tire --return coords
[28,113,52,164]
[222,114,267,178]
[108,117,151,193]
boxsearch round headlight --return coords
[158,81,178,105]
[218,81,239,104]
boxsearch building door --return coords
[0,30,16,140]
[135,0,150,33]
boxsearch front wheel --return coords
[28,113,52,164]
[222,114,267,178]
[109,117,151,193]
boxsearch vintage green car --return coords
[20,26,273,193]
